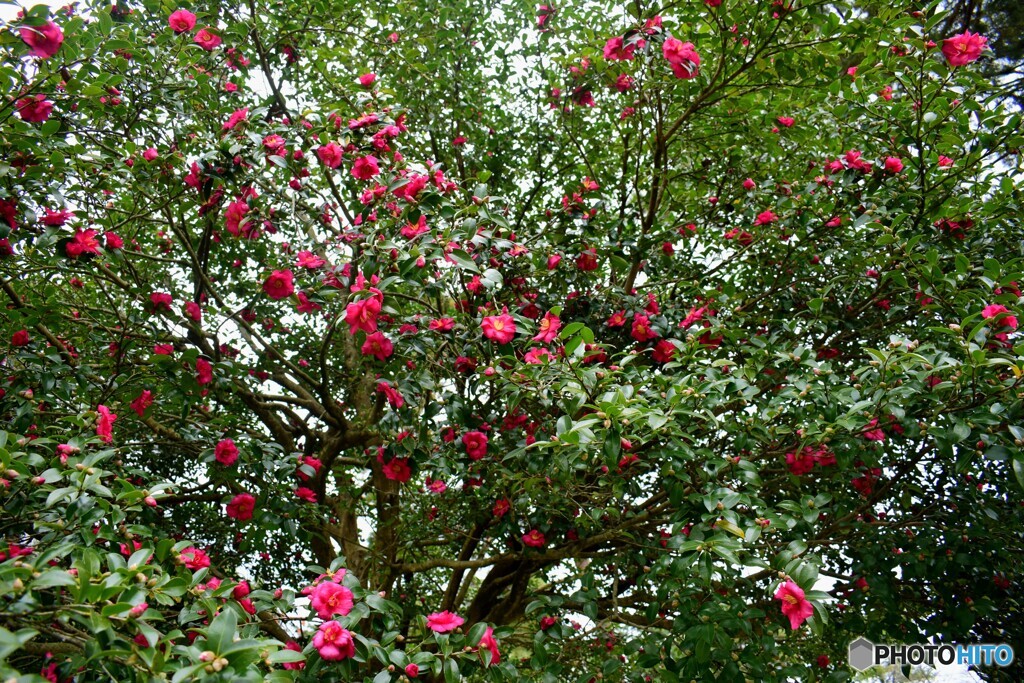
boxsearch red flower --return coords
[774,579,813,630]
[149,292,173,314]
[382,457,411,482]
[263,270,294,300]
[532,312,562,343]
[295,486,318,503]
[522,529,546,548]
[195,358,213,385]
[426,610,464,633]
[462,431,488,460]
[20,21,64,59]
[16,95,52,123]
[651,339,676,363]
[575,248,599,271]
[776,116,795,128]
[215,439,239,466]
[226,493,256,521]
[168,9,197,33]
[65,229,101,257]
[11,329,30,347]
[482,312,516,344]
[631,314,659,342]
[493,498,511,517]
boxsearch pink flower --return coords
[194,27,222,51]
[377,381,405,408]
[862,418,886,442]
[351,155,380,180]
[982,304,1018,329]
[358,72,377,87]
[16,95,52,123]
[524,347,553,364]
[776,116,795,128]
[663,38,700,79]
[942,31,986,67]
[168,9,197,33]
[603,36,639,61]
[429,317,455,332]
[884,156,904,174]
[345,296,382,334]
[296,291,321,314]
[283,641,305,670]
[426,611,464,633]
[478,626,501,665]
[313,621,356,661]
[532,312,562,343]
[130,390,153,417]
[482,312,516,344]
[195,358,213,385]
[316,143,343,168]
[405,663,420,678]
[547,254,562,270]
[263,270,294,300]
[296,250,326,269]
[310,581,355,619]
[20,21,63,59]
[361,331,394,361]
[522,529,546,548]
[96,405,116,443]
[179,547,210,569]
[774,579,814,630]
[215,438,239,466]
[222,107,248,131]
[462,431,488,460]
[226,493,256,521]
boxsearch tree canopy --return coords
[1,0,1022,682]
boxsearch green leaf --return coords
[206,608,237,654]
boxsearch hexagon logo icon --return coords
[849,637,875,671]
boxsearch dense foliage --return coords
[1,0,1022,681]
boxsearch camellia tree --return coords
[1,0,1023,681]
